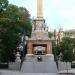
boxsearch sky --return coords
[9,0,75,31]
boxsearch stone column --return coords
[27,42,33,54]
[47,42,52,54]
[37,0,43,18]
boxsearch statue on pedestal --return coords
[15,52,21,63]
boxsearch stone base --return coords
[9,61,21,71]
[21,54,58,73]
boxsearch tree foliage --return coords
[59,37,74,62]
[0,0,32,62]
[0,0,8,12]
[48,32,53,38]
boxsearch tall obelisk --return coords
[21,0,57,73]
[37,0,43,18]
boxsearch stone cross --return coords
[37,0,43,18]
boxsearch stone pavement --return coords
[0,69,75,75]
[0,70,57,75]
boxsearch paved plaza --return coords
[0,70,56,75]
[0,69,75,75]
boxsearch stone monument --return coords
[9,52,21,70]
[21,0,57,73]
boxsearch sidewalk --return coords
[0,69,75,75]
[0,70,56,75]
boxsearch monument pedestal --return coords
[21,0,57,73]
[21,54,57,73]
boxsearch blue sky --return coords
[9,0,75,31]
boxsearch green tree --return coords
[59,37,74,73]
[0,0,8,12]
[0,3,32,62]
[48,32,53,38]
